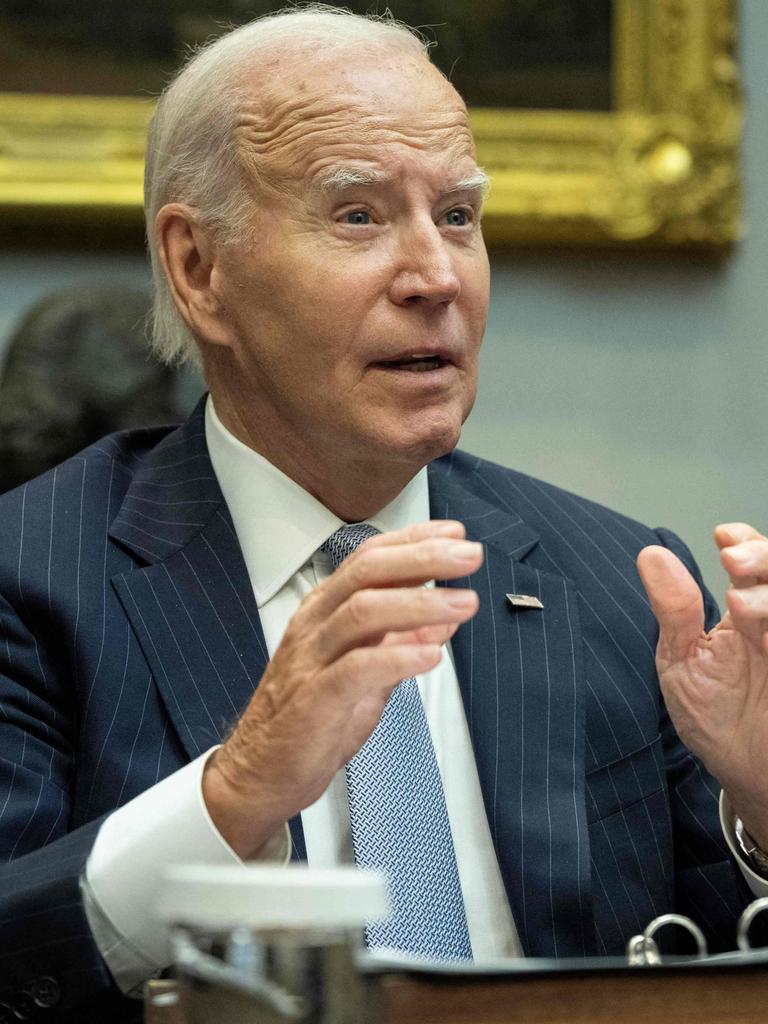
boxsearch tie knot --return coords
[321,522,380,570]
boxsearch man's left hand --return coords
[637,523,768,849]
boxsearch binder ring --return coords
[737,896,768,951]
[643,914,708,960]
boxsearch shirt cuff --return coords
[84,747,290,993]
[719,791,768,897]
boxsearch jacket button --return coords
[30,977,61,1009]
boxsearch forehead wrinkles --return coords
[234,92,474,185]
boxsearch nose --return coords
[388,220,461,308]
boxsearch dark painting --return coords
[0,0,612,110]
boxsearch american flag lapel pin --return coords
[506,593,544,610]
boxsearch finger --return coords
[320,641,447,763]
[637,545,705,661]
[383,621,460,647]
[304,537,484,623]
[714,522,765,549]
[715,523,767,590]
[339,648,443,760]
[358,520,466,550]
[324,641,443,707]
[725,584,768,642]
[719,538,768,589]
[315,585,478,663]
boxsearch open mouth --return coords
[375,354,448,373]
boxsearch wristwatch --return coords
[734,817,768,878]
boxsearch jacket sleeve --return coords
[0,587,132,1020]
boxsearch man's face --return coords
[209,49,490,475]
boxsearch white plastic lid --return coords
[157,864,389,931]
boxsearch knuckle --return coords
[405,523,428,544]
[279,617,308,655]
[338,647,367,682]
[347,589,374,625]
[321,669,347,701]
[345,551,373,589]
[301,585,322,610]
[413,543,434,570]
[255,678,282,720]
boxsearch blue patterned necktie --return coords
[321,523,472,961]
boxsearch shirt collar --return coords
[205,396,430,606]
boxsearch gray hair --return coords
[145,5,428,368]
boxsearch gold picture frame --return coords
[0,0,742,247]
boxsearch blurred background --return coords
[0,0,766,593]
[0,0,613,108]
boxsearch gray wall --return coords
[1,0,766,594]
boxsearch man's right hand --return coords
[202,520,483,857]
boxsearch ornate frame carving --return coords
[0,0,742,246]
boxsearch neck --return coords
[209,387,425,523]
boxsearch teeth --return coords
[405,362,433,372]
[381,355,443,370]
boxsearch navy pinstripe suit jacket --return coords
[0,398,750,1018]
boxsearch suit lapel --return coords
[429,458,594,957]
[109,403,269,759]
[109,402,308,858]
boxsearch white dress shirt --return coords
[84,396,521,993]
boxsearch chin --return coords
[380,419,462,467]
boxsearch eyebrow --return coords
[313,167,387,192]
[446,169,491,196]
[312,165,491,197]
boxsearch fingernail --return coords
[450,541,483,562]
[445,590,476,609]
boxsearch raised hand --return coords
[203,519,483,857]
[637,523,768,847]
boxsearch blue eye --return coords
[344,210,371,225]
[444,209,469,227]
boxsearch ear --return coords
[155,203,233,348]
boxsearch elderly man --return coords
[1,6,768,1020]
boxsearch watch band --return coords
[734,817,768,877]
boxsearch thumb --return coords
[636,545,705,661]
